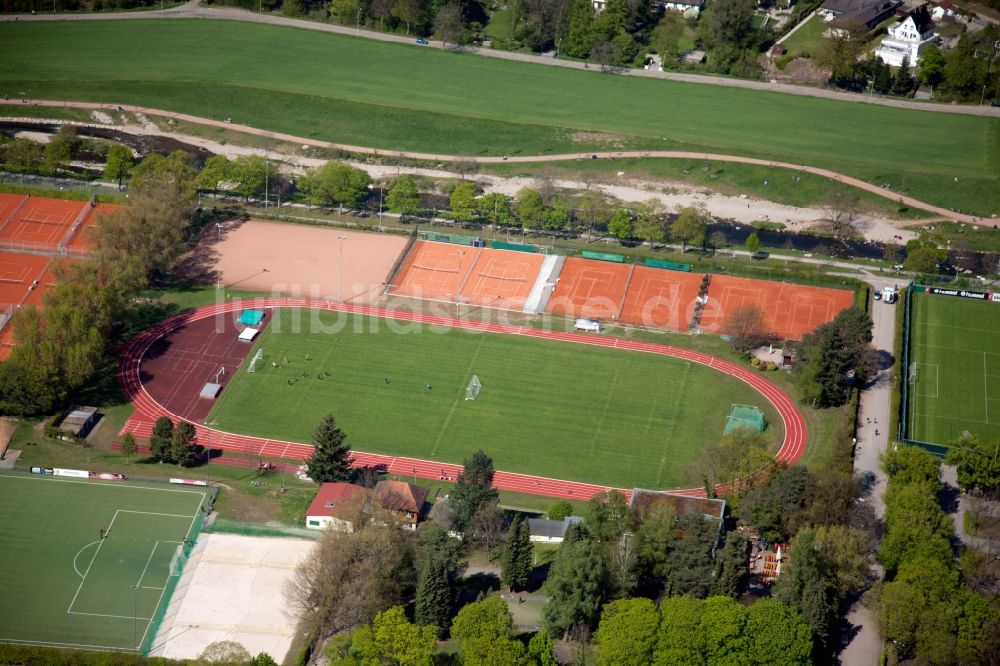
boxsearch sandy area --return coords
[212,220,408,302]
[153,532,315,663]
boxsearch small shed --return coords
[772,43,787,56]
[528,515,584,543]
[683,49,707,64]
[58,406,99,439]
[238,327,260,343]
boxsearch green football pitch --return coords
[0,474,208,652]
[206,310,781,489]
[907,293,1000,445]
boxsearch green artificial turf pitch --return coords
[907,293,1000,445]
[0,475,207,652]
[0,20,997,215]
[206,310,781,489]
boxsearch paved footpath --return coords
[2,0,999,118]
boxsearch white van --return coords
[574,318,601,333]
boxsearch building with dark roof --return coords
[375,480,429,529]
[820,0,904,29]
[527,516,584,543]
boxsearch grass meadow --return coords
[907,293,1000,446]
[0,20,997,214]
[206,310,781,489]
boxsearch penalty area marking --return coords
[72,541,102,579]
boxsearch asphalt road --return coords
[2,0,999,118]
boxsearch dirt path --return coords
[1,99,985,228]
[2,1,998,118]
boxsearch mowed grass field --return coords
[0,475,207,652]
[206,310,781,489]
[908,293,1000,445]
[0,21,996,214]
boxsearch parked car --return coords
[874,291,882,301]
[416,38,429,45]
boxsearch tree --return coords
[607,209,633,241]
[231,154,269,201]
[820,183,863,236]
[288,524,415,638]
[794,306,875,408]
[662,514,718,598]
[415,555,452,635]
[392,0,424,35]
[43,138,71,173]
[698,596,749,663]
[706,0,758,49]
[345,606,436,666]
[104,143,133,189]
[248,653,278,666]
[655,596,705,663]
[881,443,940,490]
[477,193,515,227]
[305,414,352,483]
[451,596,528,665]
[918,43,945,88]
[562,0,598,59]
[171,420,199,468]
[693,426,773,490]
[150,416,174,462]
[514,187,547,230]
[434,3,466,47]
[744,231,761,255]
[450,450,500,533]
[467,502,507,557]
[198,640,251,664]
[712,531,748,598]
[527,630,558,666]
[650,13,684,64]
[299,162,371,209]
[609,530,637,598]
[635,504,675,597]
[671,205,708,251]
[946,434,1000,498]
[904,238,946,273]
[743,599,813,666]
[386,175,421,215]
[591,40,623,70]
[594,598,659,666]
[121,432,137,460]
[542,538,605,637]
[129,150,198,201]
[892,56,914,96]
[584,490,632,543]
[450,181,478,221]
[548,500,573,521]
[722,305,772,352]
[500,519,533,592]
[942,34,983,101]
[1,139,43,173]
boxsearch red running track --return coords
[118,298,808,501]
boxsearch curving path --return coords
[0,98,983,225]
[118,298,808,501]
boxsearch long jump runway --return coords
[119,298,808,500]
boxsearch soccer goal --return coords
[247,348,265,373]
[908,362,918,384]
[465,375,482,401]
[168,544,187,577]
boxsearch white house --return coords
[875,5,938,67]
[658,0,706,14]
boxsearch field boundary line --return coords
[914,363,939,399]
[67,509,120,614]
[0,474,209,498]
[119,510,197,518]
[66,610,152,621]
[985,353,990,423]
[136,540,163,589]
[0,637,129,651]
[72,541,101,579]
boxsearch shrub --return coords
[767,362,778,371]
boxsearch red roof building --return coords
[305,482,366,531]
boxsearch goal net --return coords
[247,348,264,373]
[465,375,482,401]
[908,362,918,384]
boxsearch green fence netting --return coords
[581,251,625,263]
[645,259,692,272]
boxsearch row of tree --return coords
[0,150,199,416]
[868,445,1000,663]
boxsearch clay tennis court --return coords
[0,252,51,308]
[140,309,268,425]
[0,194,27,226]
[211,221,408,303]
[459,248,544,309]
[388,240,479,302]
[546,257,633,320]
[699,275,855,340]
[0,197,86,252]
[619,267,704,331]
[66,203,118,252]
